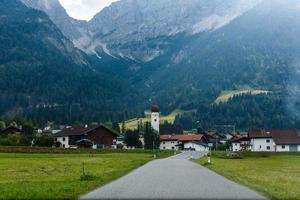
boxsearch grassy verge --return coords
[0,148,173,199]
[195,152,300,199]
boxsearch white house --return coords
[248,129,300,152]
[184,141,209,151]
[160,134,208,151]
[230,135,250,152]
[56,135,69,148]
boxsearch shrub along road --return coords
[81,151,266,199]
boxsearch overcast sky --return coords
[58,0,119,21]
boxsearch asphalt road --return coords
[80,151,266,200]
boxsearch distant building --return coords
[248,129,300,152]
[151,105,160,133]
[0,126,21,136]
[203,131,227,147]
[160,134,209,151]
[230,135,250,152]
[54,125,118,148]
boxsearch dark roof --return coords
[151,105,159,113]
[54,125,119,137]
[1,126,21,134]
[249,129,300,145]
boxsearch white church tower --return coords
[151,105,160,133]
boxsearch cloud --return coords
[58,0,119,20]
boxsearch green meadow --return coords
[196,152,300,199]
[0,150,171,199]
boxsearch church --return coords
[151,105,160,133]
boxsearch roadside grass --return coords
[121,109,190,130]
[195,152,300,199]
[0,150,173,199]
[214,88,270,104]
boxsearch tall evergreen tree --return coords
[144,122,160,150]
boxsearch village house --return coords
[230,135,250,152]
[248,129,300,152]
[54,125,118,148]
[0,126,21,136]
[160,134,209,151]
[203,131,227,148]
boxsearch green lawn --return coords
[196,153,300,199]
[0,152,162,199]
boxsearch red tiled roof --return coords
[230,135,249,142]
[151,105,159,112]
[249,129,300,145]
[248,129,272,138]
[160,134,203,142]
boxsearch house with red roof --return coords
[160,134,208,151]
[248,129,300,152]
[230,135,250,152]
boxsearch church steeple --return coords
[151,105,160,133]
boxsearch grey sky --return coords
[58,0,119,20]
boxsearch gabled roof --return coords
[249,129,300,145]
[160,134,204,142]
[54,125,119,137]
[1,126,21,134]
[248,129,273,138]
[230,135,249,143]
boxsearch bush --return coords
[34,134,54,147]
[0,134,22,146]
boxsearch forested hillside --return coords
[0,0,139,124]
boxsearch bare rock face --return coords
[20,0,86,41]
[20,0,262,62]
[87,0,261,62]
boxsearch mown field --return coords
[196,152,300,199]
[0,148,172,199]
[215,88,270,104]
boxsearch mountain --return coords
[20,0,85,41]
[4,0,300,128]
[0,0,136,124]
[88,0,261,62]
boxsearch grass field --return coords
[122,109,190,130]
[196,152,300,199]
[0,151,171,199]
[215,88,270,104]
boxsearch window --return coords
[154,119,157,122]
[63,137,65,141]
[266,139,270,143]
[172,147,175,150]
[163,142,165,144]
[267,146,271,150]
[163,147,166,150]
[282,145,285,149]
[235,144,238,146]
[62,144,65,148]
[259,145,262,149]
